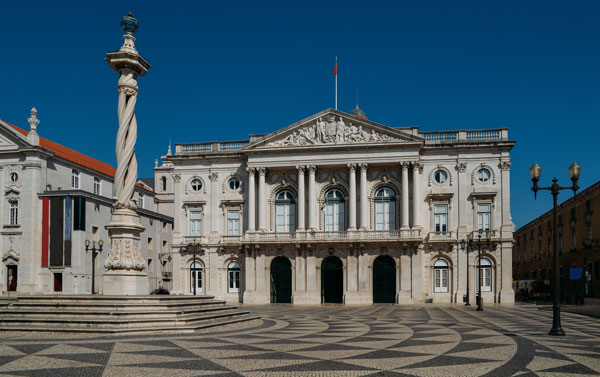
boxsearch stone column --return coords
[412,162,421,229]
[296,166,305,231]
[103,13,151,295]
[247,167,256,232]
[401,162,410,230]
[359,163,368,229]
[499,161,515,303]
[348,164,357,230]
[307,165,317,230]
[258,167,267,231]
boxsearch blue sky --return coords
[1,1,598,228]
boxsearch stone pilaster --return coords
[359,163,368,229]
[247,167,256,232]
[258,167,267,231]
[307,165,317,230]
[401,162,410,230]
[296,166,305,231]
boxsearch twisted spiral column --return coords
[115,69,139,209]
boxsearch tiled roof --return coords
[6,122,116,177]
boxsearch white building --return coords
[156,108,515,304]
[0,109,173,295]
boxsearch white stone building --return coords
[156,108,515,304]
[0,109,173,295]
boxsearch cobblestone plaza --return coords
[0,304,599,376]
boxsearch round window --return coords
[434,170,447,184]
[477,168,491,183]
[9,172,18,183]
[190,179,203,192]
[228,177,241,190]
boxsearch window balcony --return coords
[243,229,421,244]
[221,235,243,246]
[428,231,455,242]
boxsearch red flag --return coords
[334,58,337,75]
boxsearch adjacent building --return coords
[156,108,516,304]
[513,180,600,299]
[0,109,173,295]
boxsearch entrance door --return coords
[373,255,396,303]
[6,265,17,291]
[270,257,292,303]
[53,273,63,292]
[322,256,343,303]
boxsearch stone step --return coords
[0,295,260,334]
[0,309,251,328]
[1,304,236,319]
[0,314,261,335]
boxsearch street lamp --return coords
[530,162,581,336]
[188,240,202,296]
[85,239,104,294]
[460,237,471,306]
[473,230,491,311]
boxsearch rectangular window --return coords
[228,270,240,292]
[9,201,18,225]
[434,204,448,233]
[138,193,144,208]
[227,210,240,236]
[190,211,202,237]
[93,178,101,195]
[71,170,79,189]
[477,203,491,231]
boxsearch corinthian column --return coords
[348,164,357,230]
[359,163,368,229]
[307,165,317,230]
[247,167,256,232]
[412,162,421,229]
[103,13,151,295]
[401,162,409,230]
[297,166,305,231]
[258,167,267,231]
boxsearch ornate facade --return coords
[156,109,516,304]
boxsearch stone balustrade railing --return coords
[176,141,248,154]
[241,229,421,243]
[422,129,507,144]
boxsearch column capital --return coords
[307,165,317,174]
[258,167,267,176]
[455,162,467,173]
[411,161,423,172]
[498,161,512,171]
[296,165,306,174]
[347,163,357,172]
[359,163,368,171]
[400,161,410,170]
[246,166,256,174]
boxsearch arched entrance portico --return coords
[321,256,343,303]
[270,257,292,303]
[373,255,396,303]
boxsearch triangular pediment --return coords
[0,120,31,151]
[244,109,423,150]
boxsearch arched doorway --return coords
[270,257,292,303]
[322,256,343,303]
[373,255,396,303]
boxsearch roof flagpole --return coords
[334,56,338,110]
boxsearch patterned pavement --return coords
[0,304,599,376]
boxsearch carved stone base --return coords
[103,270,149,295]
[103,208,148,295]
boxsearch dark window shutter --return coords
[73,197,86,231]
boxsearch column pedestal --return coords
[103,209,148,295]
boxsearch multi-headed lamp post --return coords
[529,162,581,336]
[188,240,202,296]
[85,239,104,294]
[460,237,471,306]
[474,230,490,311]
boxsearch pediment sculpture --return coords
[267,116,400,147]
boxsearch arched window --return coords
[324,189,345,231]
[190,261,203,294]
[374,187,396,230]
[433,259,449,293]
[71,170,80,189]
[275,190,295,233]
[478,258,492,292]
[93,177,101,195]
[227,261,241,293]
